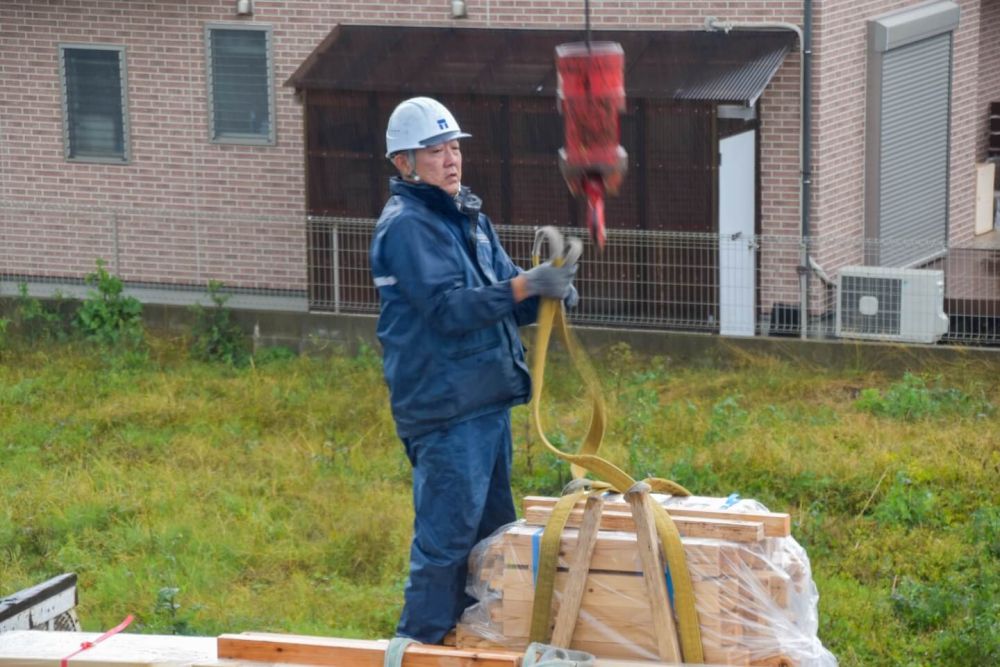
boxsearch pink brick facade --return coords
[811,0,991,271]
[978,0,1000,161]
[0,0,995,311]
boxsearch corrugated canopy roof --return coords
[286,25,796,106]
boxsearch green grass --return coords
[1,334,998,665]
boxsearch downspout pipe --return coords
[802,0,813,340]
[705,2,813,339]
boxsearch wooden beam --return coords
[217,633,523,667]
[500,525,736,579]
[550,495,604,648]
[523,495,791,538]
[523,505,765,543]
[501,525,643,573]
[625,486,681,663]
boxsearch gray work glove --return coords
[564,284,579,310]
[521,261,578,300]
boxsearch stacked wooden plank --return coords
[217,633,523,667]
[457,494,834,667]
[0,630,681,667]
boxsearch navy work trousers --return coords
[396,409,517,643]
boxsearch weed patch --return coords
[855,372,993,420]
[666,448,721,491]
[704,394,749,444]
[873,471,938,528]
[1,340,999,667]
[150,586,203,635]
[891,564,1000,665]
[891,576,960,631]
[8,282,73,341]
[254,345,298,365]
[75,260,144,347]
[189,281,249,366]
[516,431,572,496]
[971,506,1000,558]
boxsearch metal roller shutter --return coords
[865,1,959,267]
[878,33,952,266]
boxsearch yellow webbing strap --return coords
[525,245,704,662]
[527,487,590,643]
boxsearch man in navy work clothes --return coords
[370,97,579,644]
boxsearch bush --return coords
[75,260,144,347]
[972,506,1000,559]
[253,345,298,365]
[873,471,937,528]
[704,394,749,444]
[11,282,71,341]
[890,576,959,632]
[855,372,993,420]
[189,281,249,366]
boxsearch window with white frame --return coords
[206,24,275,144]
[59,44,129,162]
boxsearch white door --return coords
[718,129,757,337]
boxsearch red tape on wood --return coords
[60,614,134,667]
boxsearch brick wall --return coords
[949,0,981,247]
[0,0,331,290]
[978,0,1000,161]
[0,0,803,294]
[0,0,991,304]
[811,0,986,275]
[809,0,877,275]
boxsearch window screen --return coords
[207,25,274,143]
[60,46,128,162]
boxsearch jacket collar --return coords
[390,177,457,215]
[389,177,482,221]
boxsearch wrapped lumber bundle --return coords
[457,493,836,667]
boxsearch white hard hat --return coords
[385,97,471,158]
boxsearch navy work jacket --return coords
[370,178,539,438]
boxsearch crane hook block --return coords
[556,41,628,249]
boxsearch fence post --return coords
[111,209,121,275]
[331,218,340,313]
[799,238,809,339]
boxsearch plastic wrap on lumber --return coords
[458,494,836,667]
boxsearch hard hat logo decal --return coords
[437,118,449,129]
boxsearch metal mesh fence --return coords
[3,200,1000,346]
[306,216,1000,346]
[310,217,727,331]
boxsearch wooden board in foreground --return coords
[206,655,698,667]
[217,633,522,667]
[0,630,215,666]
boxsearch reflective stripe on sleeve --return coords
[373,275,398,287]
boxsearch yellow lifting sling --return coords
[525,226,704,664]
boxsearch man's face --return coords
[405,140,463,196]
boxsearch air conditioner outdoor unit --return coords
[836,266,949,344]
